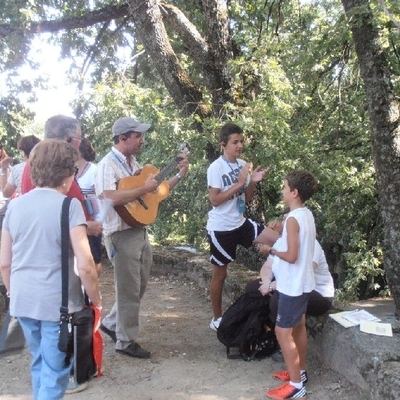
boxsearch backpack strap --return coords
[60,197,72,315]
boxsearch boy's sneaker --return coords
[266,382,307,399]
[209,317,222,331]
[273,370,308,384]
[65,376,88,394]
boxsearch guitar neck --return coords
[155,156,183,184]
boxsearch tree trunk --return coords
[128,0,210,118]
[160,0,233,117]
[127,0,234,120]
[341,0,400,318]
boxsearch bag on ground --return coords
[217,291,277,361]
[72,307,97,384]
[59,306,97,384]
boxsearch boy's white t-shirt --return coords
[272,207,316,296]
[206,156,249,231]
[313,240,335,297]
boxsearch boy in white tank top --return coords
[262,170,318,400]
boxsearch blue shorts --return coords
[207,219,264,266]
[276,292,310,328]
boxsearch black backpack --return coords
[217,291,277,361]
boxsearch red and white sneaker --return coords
[266,382,307,399]
[273,370,308,384]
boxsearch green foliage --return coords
[77,0,395,302]
[1,0,399,303]
[0,94,35,158]
[335,235,386,302]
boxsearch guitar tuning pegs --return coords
[177,141,192,155]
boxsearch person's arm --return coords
[2,183,16,198]
[269,216,299,263]
[0,229,12,294]
[209,163,249,207]
[260,257,274,282]
[267,219,283,234]
[96,160,159,207]
[70,225,101,307]
[0,173,8,191]
[167,153,189,191]
[100,173,159,206]
[0,157,13,193]
[245,166,270,202]
[263,217,300,264]
[86,220,103,237]
[258,256,275,296]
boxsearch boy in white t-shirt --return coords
[262,170,318,400]
[206,122,279,331]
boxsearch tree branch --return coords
[160,2,208,64]
[128,0,209,118]
[0,3,130,38]
[377,0,400,33]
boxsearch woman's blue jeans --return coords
[18,317,70,400]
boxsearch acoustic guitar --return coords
[114,142,191,227]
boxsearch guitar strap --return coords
[111,148,135,176]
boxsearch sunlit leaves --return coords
[0,0,399,302]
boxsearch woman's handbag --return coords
[58,197,97,384]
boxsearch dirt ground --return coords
[0,263,364,400]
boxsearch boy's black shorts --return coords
[207,219,264,266]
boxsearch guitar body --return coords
[115,164,170,227]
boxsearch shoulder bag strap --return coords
[60,197,72,315]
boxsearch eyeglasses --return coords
[66,137,82,143]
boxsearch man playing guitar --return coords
[95,116,189,358]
